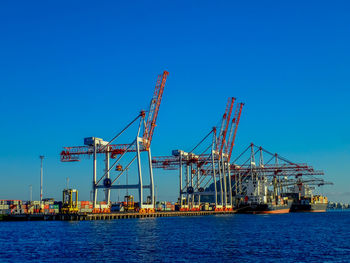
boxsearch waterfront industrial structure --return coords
[229,143,331,213]
[152,98,244,212]
[60,71,169,213]
[0,70,333,220]
[56,70,330,215]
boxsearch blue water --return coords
[0,212,349,262]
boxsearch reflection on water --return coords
[0,213,349,262]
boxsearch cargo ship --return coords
[290,196,328,212]
[285,181,328,212]
[234,176,291,214]
[236,201,291,214]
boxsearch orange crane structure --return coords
[212,98,244,209]
[60,71,169,213]
[152,97,244,211]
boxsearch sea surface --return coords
[0,211,349,262]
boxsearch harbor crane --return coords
[60,71,169,213]
[230,143,329,206]
[152,97,244,211]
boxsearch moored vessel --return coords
[290,195,328,213]
[234,174,291,214]
[286,181,329,213]
[236,202,291,214]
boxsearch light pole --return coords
[40,156,44,203]
[126,168,128,196]
[117,182,120,202]
[29,185,32,202]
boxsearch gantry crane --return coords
[185,98,243,211]
[60,71,169,213]
[152,97,244,211]
[230,143,329,206]
[61,189,79,214]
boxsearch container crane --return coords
[60,71,169,213]
[152,97,244,212]
[230,143,328,207]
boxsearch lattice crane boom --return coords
[216,98,233,155]
[60,143,138,162]
[143,70,169,150]
[219,97,235,157]
[227,102,244,162]
[60,70,169,211]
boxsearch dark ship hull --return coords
[290,202,327,212]
[236,202,291,214]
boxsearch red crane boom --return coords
[219,97,235,157]
[227,102,244,162]
[143,71,169,150]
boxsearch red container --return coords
[44,205,49,209]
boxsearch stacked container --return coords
[80,201,93,213]
[156,202,175,212]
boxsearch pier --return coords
[0,211,236,221]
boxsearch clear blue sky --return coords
[0,1,349,202]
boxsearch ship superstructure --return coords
[285,178,331,212]
[231,143,329,214]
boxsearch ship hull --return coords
[290,203,327,213]
[236,203,291,214]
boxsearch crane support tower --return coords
[60,71,169,213]
[152,97,244,212]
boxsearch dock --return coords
[0,211,236,221]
